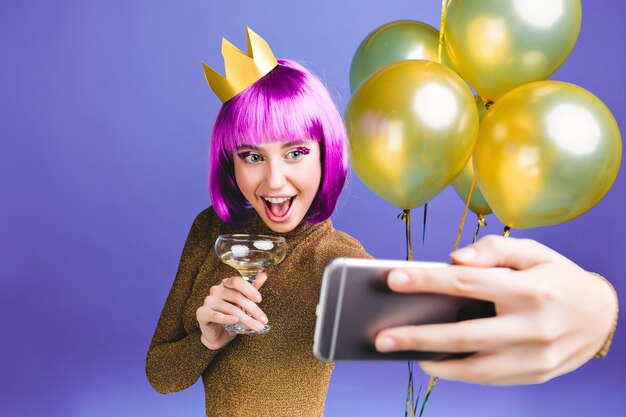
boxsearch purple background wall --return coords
[1,1,624,416]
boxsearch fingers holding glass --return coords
[201,291,267,334]
[221,276,263,303]
[212,285,267,323]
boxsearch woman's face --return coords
[233,140,322,233]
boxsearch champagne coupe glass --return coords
[215,234,286,334]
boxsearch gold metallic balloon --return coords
[445,0,582,101]
[474,81,622,229]
[346,60,478,209]
[350,20,455,93]
[452,96,493,215]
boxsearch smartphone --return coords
[313,258,497,362]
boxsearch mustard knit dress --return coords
[146,207,371,416]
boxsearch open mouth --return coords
[262,196,296,222]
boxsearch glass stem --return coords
[240,273,258,285]
[238,273,259,323]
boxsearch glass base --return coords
[225,323,271,335]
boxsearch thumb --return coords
[252,272,268,290]
[451,235,562,270]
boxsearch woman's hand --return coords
[374,235,618,385]
[196,272,269,350]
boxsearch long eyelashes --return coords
[236,151,254,160]
[236,151,263,164]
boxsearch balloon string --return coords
[473,214,487,243]
[397,209,413,261]
[407,210,413,261]
[422,203,428,248]
[438,0,449,64]
[421,201,436,407]
[454,175,476,251]
[405,362,414,417]
[410,362,415,417]
[421,376,439,417]
[503,226,511,237]
[398,209,414,417]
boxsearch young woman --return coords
[146,29,370,416]
[146,27,618,416]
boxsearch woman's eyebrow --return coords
[281,140,312,148]
[236,144,260,151]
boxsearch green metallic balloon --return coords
[445,0,582,101]
[474,81,622,229]
[350,20,454,93]
[451,96,493,215]
[346,60,478,209]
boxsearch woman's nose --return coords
[265,160,287,190]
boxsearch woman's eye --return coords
[244,154,262,163]
[237,152,263,164]
[287,148,309,160]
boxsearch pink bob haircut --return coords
[209,59,349,227]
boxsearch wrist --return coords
[200,333,226,351]
[590,272,619,358]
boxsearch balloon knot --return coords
[397,210,411,221]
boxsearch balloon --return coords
[444,0,582,101]
[474,81,622,229]
[350,20,454,93]
[451,96,493,215]
[346,60,478,209]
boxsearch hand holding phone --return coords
[313,258,497,362]
[364,236,618,385]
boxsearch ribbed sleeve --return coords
[146,209,221,393]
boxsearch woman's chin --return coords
[259,211,300,233]
[265,222,297,234]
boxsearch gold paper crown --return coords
[202,27,279,103]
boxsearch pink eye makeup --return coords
[294,146,311,155]
[236,150,263,164]
[236,150,254,159]
[286,145,311,160]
